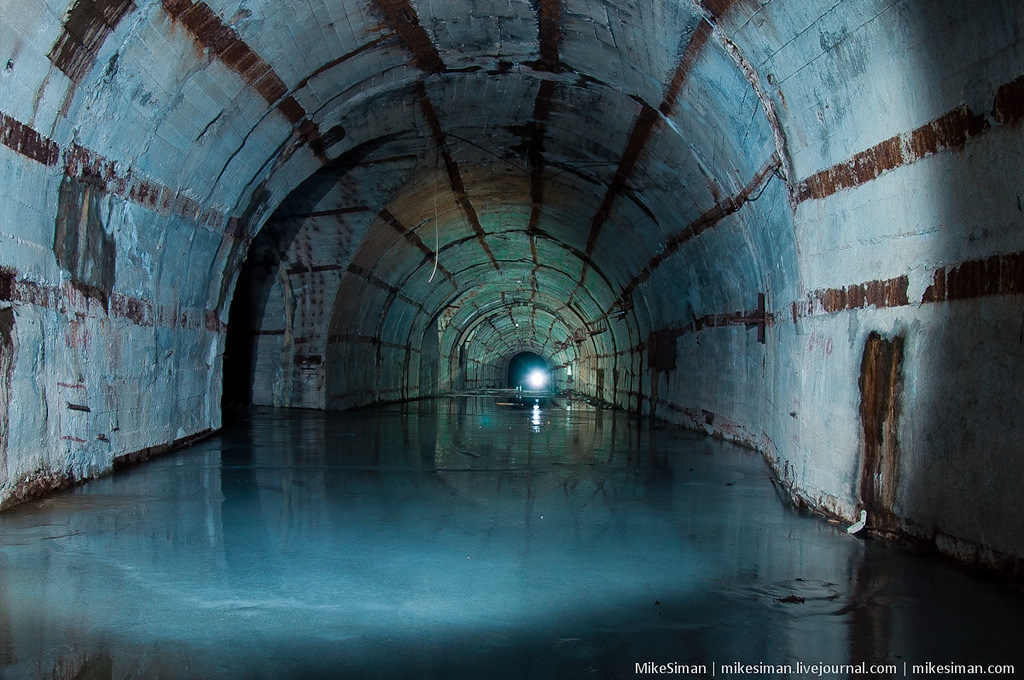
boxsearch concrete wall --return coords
[622,0,1024,573]
[1,0,1022,576]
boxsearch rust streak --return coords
[616,155,780,307]
[48,0,136,83]
[162,0,327,162]
[796,104,989,204]
[699,0,741,21]
[528,80,557,296]
[415,81,499,270]
[537,0,561,72]
[379,209,455,280]
[0,111,60,166]
[374,0,445,74]
[659,21,712,118]
[807,275,909,315]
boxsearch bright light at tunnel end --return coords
[526,370,549,390]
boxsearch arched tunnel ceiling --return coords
[3,0,1024,567]
[219,0,788,380]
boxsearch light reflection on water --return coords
[0,395,1021,679]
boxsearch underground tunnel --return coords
[1,0,1024,677]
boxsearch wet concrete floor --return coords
[0,394,1021,679]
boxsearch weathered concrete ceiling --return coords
[209,0,787,393]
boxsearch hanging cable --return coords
[429,147,439,283]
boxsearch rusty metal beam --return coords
[659,21,712,117]
[161,0,328,162]
[48,0,136,84]
[415,81,500,271]
[345,263,426,312]
[615,154,780,308]
[527,79,558,300]
[568,24,714,309]
[0,265,226,332]
[293,35,393,91]
[699,0,741,22]
[1,109,228,231]
[795,104,989,204]
[584,21,712,257]
[921,253,1024,303]
[374,0,445,74]
[583,104,660,258]
[806,276,910,315]
[378,208,458,288]
[537,0,561,72]
[274,206,372,221]
[0,111,60,166]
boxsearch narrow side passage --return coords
[0,397,1020,679]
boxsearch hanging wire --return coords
[428,147,440,283]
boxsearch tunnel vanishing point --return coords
[0,0,1022,575]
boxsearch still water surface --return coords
[0,395,1021,678]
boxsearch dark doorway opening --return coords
[221,280,256,421]
[507,352,550,390]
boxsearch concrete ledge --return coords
[0,428,218,511]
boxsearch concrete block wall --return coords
[0,0,327,506]
[611,0,1024,573]
[1,0,1022,577]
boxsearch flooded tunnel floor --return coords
[0,395,1022,679]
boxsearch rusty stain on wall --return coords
[161,0,327,161]
[0,467,74,511]
[0,308,13,474]
[48,0,136,83]
[796,104,990,204]
[617,155,780,307]
[415,81,499,270]
[536,0,561,72]
[858,331,905,531]
[993,74,1024,126]
[53,176,117,309]
[808,275,909,314]
[0,111,60,166]
[921,252,1024,303]
[375,0,445,74]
